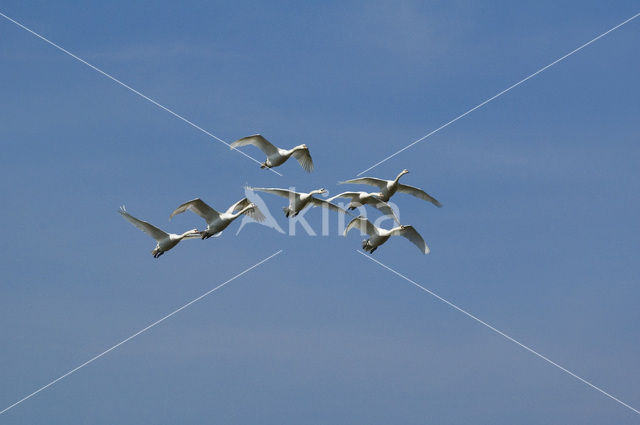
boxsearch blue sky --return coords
[1,1,639,423]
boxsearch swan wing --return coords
[119,207,168,242]
[226,197,252,214]
[226,197,266,222]
[391,225,430,254]
[396,184,442,207]
[292,147,314,172]
[366,199,401,224]
[248,187,299,200]
[344,216,378,237]
[340,177,388,189]
[230,134,279,156]
[246,204,266,222]
[309,197,349,214]
[170,198,220,222]
[326,191,360,202]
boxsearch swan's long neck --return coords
[393,171,406,184]
[310,189,324,196]
[179,229,199,239]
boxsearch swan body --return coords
[344,216,429,254]
[170,197,265,239]
[248,187,347,217]
[327,191,400,224]
[119,206,199,258]
[230,134,313,172]
[341,169,441,207]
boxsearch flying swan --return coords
[119,206,199,258]
[327,191,400,224]
[248,187,348,217]
[230,134,314,172]
[341,169,441,207]
[170,197,265,239]
[344,216,429,254]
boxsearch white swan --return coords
[344,216,429,254]
[170,197,265,239]
[341,169,441,207]
[327,191,400,224]
[230,134,313,172]
[119,206,199,258]
[248,187,347,217]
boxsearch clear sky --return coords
[1,1,639,423]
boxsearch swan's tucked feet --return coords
[154,251,164,258]
[361,239,376,253]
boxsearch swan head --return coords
[314,188,328,195]
[394,169,409,181]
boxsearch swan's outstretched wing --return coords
[397,184,442,207]
[119,206,168,242]
[230,134,279,156]
[391,225,430,254]
[170,198,220,222]
[326,191,361,202]
[328,192,398,223]
[292,147,314,172]
[344,216,379,237]
[226,197,251,214]
[340,177,388,189]
[248,187,299,200]
[367,199,401,224]
[226,197,266,222]
[308,198,349,214]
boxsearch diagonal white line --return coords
[0,11,283,177]
[356,12,640,176]
[0,249,283,416]
[356,250,640,415]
